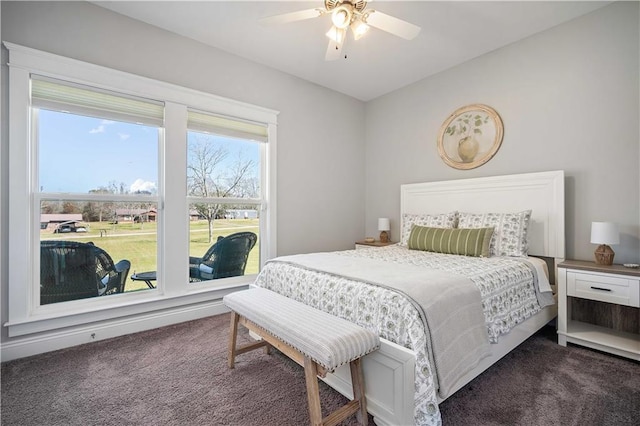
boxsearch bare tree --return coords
[62,201,81,214]
[41,201,54,214]
[187,138,256,243]
[88,186,112,222]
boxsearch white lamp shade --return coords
[326,26,346,44]
[378,218,390,231]
[331,5,353,29]
[590,222,620,245]
[350,18,369,40]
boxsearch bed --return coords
[254,170,565,426]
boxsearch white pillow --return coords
[458,210,532,257]
[400,212,458,246]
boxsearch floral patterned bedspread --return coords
[254,245,551,426]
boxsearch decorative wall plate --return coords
[437,104,504,170]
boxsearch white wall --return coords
[0,1,366,345]
[2,1,638,356]
[364,1,640,264]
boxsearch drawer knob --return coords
[590,286,612,292]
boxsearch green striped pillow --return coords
[407,225,494,257]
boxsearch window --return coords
[6,42,277,336]
[34,77,162,305]
[187,110,265,284]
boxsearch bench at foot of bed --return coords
[223,287,380,426]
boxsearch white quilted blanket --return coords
[254,245,552,426]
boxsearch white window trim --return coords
[4,42,278,337]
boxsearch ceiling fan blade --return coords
[325,37,344,61]
[259,8,325,25]
[364,10,421,40]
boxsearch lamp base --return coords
[594,244,615,265]
[379,230,389,243]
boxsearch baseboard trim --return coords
[1,300,230,362]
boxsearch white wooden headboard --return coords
[400,170,565,259]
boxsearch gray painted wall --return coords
[364,1,640,264]
[1,1,638,349]
[0,1,366,343]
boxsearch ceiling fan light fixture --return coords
[331,5,353,29]
[263,0,422,61]
[350,17,369,40]
[325,25,346,44]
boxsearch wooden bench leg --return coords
[227,313,275,370]
[304,356,368,426]
[228,312,240,369]
[304,356,324,426]
[350,358,367,425]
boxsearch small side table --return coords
[130,271,157,289]
[355,240,396,250]
[557,260,639,360]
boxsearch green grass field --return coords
[41,219,260,292]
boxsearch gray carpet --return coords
[438,326,640,426]
[1,314,638,426]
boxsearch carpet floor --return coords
[438,326,639,425]
[1,314,638,426]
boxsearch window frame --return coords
[5,42,278,337]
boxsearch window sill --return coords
[5,279,252,337]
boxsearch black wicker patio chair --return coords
[189,232,257,282]
[40,240,131,304]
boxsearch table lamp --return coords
[591,222,619,265]
[378,218,390,243]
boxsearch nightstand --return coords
[354,240,395,250]
[557,260,640,360]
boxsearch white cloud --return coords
[130,179,157,194]
[118,133,131,140]
[89,120,115,134]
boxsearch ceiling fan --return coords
[260,0,421,61]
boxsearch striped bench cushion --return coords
[223,287,380,372]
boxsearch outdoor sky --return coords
[38,109,260,194]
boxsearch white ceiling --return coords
[94,1,611,101]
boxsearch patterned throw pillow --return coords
[458,210,532,257]
[400,212,458,246]
[408,225,494,257]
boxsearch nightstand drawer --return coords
[567,271,640,307]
